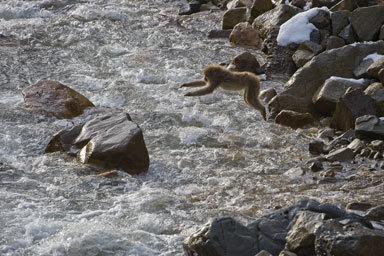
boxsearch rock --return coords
[45,124,84,154]
[364,83,384,116]
[179,1,201,15]
[347,138,366,154]
[312,76,367,115]
[286,211,324,256]
[222,7,249,29]
[227,51,261,74]
[22,80,94,119]
[252,4,301,40]
[330,0,357,11]
[330,10,350,36]
[315,220,384,256]
[367,57,384,80]
[350,5,384,42]
[183,217,258,256]
[355,115,384,140]
[330,89,376,131]
[379,68,384,84]
[369,140,384,151]
[284,167,306,179]
[326,147,355,161]
[309,140,327,155]
[260,88,277,104]
[310,160,324,172]
[279,250,298,256]
[275,110,313,129]
[268,41,384,118]
[326,35,345,50]
[208,29,232,39]
[312,0,341,8]
[365,204,384,221]
[229,22,263,47]
[227,0,249,9]
[346,202,373,211]
[291,0,306,9]
[353,57,375,79]
[250,0,274,21]
[292,41,323,68]
[338,24,356,44]
[380,25,384,40]
[255,250,273,256]
[309,9,330,30]
[318,128,335,140]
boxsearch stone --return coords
[250,0,274,21]
[330,10,350,35]
[286,211,324,256]
[315,220,384,256]
[22,80,94,119]
[45,124,84,155]
[379,68,384,84]
[312,0,341,8]
[350,5,384,42]
[326,147,355,161]
[222,7,249,29]
[330,0,357,11]
[364,83,384,116]
[309,9,330,30]
[367,57,384,80]
[346,202,373,211]
[292,41,323,68]
[275,110,313,129]
[365,204,384,221]
[326,35,345,50]
[330,89,376,131]
[338,24,356,44]
[255,250,273,256]
[369,140,384,151]
[347,138,365,154]
[380,25,384,40]
[355,115,384,140]
[260,88,277,104]
[353,57,375,79]
[252,4,301,40]
[291,0,306,9]
[268,41,384,118]
[309,140,327,155]
[75,113,150,174]
[310,160,324,172]
[312,76,366,115]
[229,22,263,47]
[309,29,322,45]
[227,51,261,74]
[179,1,201,15]
[208,29,232,39]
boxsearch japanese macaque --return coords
[180,65,266,120]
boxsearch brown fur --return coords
[181,65,266,120]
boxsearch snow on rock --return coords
[327,76,366,84]
[277,7,328,46]
[363,53,384,62]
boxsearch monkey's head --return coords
[203,65,226,80]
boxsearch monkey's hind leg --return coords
[180,80,206,88]
[243,86,267,120]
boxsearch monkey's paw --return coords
[184,92,193,96]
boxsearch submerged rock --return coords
[22,80,94,119]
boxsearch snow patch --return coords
[363,53,384,63]
[327,76,366,84]
[277,7,328,46]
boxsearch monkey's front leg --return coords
[185,85,216,96]
[180,79,206,88]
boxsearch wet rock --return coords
[346,202,373,211]
[275,110,313,129]
[309,9,330,30]
[326,35,345,50]
[22,80,94,119]
[310,160,324,172]
[365,204,384,221]
[292,41,323,68]
[227,51,261,74]
[45,124,84,154]
[279,250,298,256]
[268,41,384,118]
[338,24,356,44]
[312,0,341,8]
[309,140,327,155]
[208,29,232,39]
[229,22,262,47]
[330,10,350,35]
[350,5,384,42]
[222,7,249,29]
[367,56,384,80]
[330,0,357,11]
[364,83,384,116]
[312,76,366,115]
[355,115,384,140]
[326,147,355,162]
[315,220,384,256]
[227,0,250,9]
[330,89,376,131]
[250,0,274,21]
[260,88,277,104]
[286,211,324,256]
[178,1,201,15]
[284,167,306,179]
[347,138,366,154]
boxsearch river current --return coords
[0,1,377,255]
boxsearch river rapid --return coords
[0,1,379,255]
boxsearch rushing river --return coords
[1,1,380,255]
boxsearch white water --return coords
[0,1,375,255]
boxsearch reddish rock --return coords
[22,80,94,119]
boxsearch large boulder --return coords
[350,5,384,42]
[227,51,262,74]
[222,7,249,29]
[275,110,314,129]
[229,22,263,48]
[312,76,367,115]
[364,83,384,116]
[367,56,384,80]
[268,41,384,118]
[355,115,384,140]
[22,80,94,119]
[46,113,150,174]
[330,10,350,36]
[330,89,376,131]
[250,0,274,21]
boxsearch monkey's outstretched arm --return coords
[180,79,206,88]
